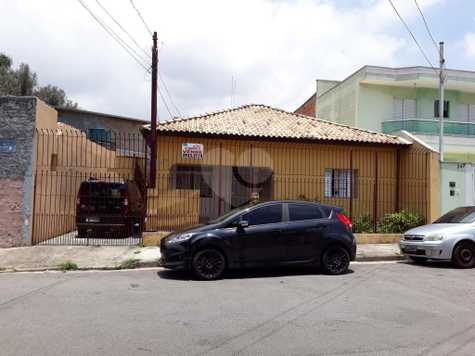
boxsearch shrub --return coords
[352,214,374,233]
[58,260,78,271]
[119,258,140,269]
[377,210,424,234]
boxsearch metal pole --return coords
[149,31,158,188]
[438,41,445,163]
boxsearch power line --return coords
[387,0,437,71]
[95,0,151,61]
[413,0,439,52]
[158,85,174,119]
[159,74,182,117]
[79,0,179,119]
[77,0,151,73]
[129,0,153,36]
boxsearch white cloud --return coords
[464,32,475,59]
[0,0,444,121]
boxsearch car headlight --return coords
[424,233,445,241]
[167,233,193,244]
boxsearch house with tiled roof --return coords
[142,104,438,229]
[297,65,475,214]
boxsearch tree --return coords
[0,53,18,96]
[16,63,36,96]
[33,85,78,109]
[0,52,78,108]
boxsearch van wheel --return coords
[452,242,475,268]
[322,246,350,275]
[192,248,226,280]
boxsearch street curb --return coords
[356,255,405,262]
[0,260,160,274]
[0,256,408,273]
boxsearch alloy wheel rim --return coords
[326,250,348,273]
[195,250,224,279]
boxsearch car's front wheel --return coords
[322,246,350,275]
[191,248,226,280]
[452,242,475,268]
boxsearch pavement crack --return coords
[0,276,73,310]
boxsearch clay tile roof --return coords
[144,104,409,145]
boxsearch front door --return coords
[236,203,286,265]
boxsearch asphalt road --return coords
[1,262,474,356]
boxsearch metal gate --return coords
[32,127,147,245]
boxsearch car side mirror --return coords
[238,220,249,229]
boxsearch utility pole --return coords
[149,31,158,188]
[438,41,445,163]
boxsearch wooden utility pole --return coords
[149,31,158,188]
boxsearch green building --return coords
[301,65,475,215]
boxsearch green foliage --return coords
[352,214,374,233]
[58,260,78,271]
[119,258,140,269]
[34,85,78,109]
[0,52,78,108]
[377,210,424,234]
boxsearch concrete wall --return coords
[0,97,56,247]
[316,74,360,126]
[440,162,466,215]
[57,109,146,135]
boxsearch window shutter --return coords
[403,99,416,119]
[470,105,475,123]
[459,104,469,122]
[324,169,333,198]
[393,98,403,120]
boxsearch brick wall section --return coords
[0,180,25,247]
[294,93,316,117]
[0,97,37,247]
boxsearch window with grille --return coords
[324,169,357,198]
[173,165,212,198]
[434,100,449,118]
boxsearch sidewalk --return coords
[356,243,403,262]
[0,246,161,272]
[0,243,402,273]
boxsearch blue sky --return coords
[1,0,474,120]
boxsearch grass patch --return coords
[119,258,140,269]
[58,260,78,271]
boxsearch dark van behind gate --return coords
[76,179,145,239]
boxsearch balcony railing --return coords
[382,118,475,137]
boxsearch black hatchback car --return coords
[160,200,356,280]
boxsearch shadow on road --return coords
[157,266,354,281]
[398,260,456,269]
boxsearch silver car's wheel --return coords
[452,242,475,269]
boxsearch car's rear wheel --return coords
[192,248,226,280]
[452,242,475,268]
[409,256,428,264]
[322,246,350,275]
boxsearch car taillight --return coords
[336,211,352,229]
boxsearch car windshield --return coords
[434,206,475,223]
[207,202,257,224]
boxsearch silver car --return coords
[400,206,475,268]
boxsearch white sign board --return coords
[182,143,203,160]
